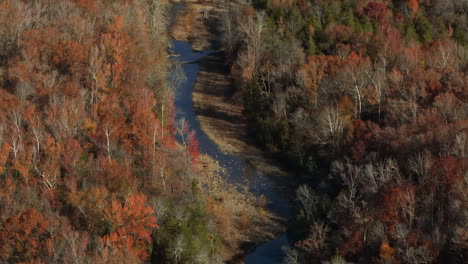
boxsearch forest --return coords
[0,0,246,263]
[219,0,467,263]
[0,0,466,263]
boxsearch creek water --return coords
[170,6,293,264]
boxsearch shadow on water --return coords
[171,40,245,185]
[170,7,293,264]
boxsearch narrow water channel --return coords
[170,7,293,264]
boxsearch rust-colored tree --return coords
[102,193,158,261]
[0,209,50,262]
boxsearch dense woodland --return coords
[0,0,466,263]
[220,0,467,263]
[0,0,233,263]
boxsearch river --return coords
[170,6,293,264]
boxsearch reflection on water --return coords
[171,38,291,264]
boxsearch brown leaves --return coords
[0,209,50,262]
[432,157,467,188]
[379,242,396,261]
[378,184,416,227]
[340,230,364,256]
[365,2,389,23]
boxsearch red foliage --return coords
[379,184,416,228]
[187,130,200,164]
[425,75,443,99]
[380,24,403,57]
[0,142,10,174]
[340,230,364,256]
[365,2,389,23]
[348,120,380,160]
[432,157,467,188]
[0,209,50,261]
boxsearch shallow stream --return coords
[170,7,293,264]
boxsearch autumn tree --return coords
[102,194,158,261]
[0,209,50,262]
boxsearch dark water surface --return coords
[170,12,293,264]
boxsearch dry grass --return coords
[170,0,217,51]
[197,154,284,262]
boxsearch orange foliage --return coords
[103,194,158,261]
[0,0,180,261]
[408,0,419,16]
[379,242,396,261]
[98,156,136,194]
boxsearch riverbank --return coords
[170,0,297,263]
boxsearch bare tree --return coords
[366,56,387,122]
[87,45,107,110]
[313,105,346,150]
[34,158,60,191]
[63,230,89,264]
[398,186,416,226]
[395,222,434,264]
[272,92,287,120]
[296,185,319,221]
[368,221,385,246]
[284,247,299,264]
[333,160,363,212]
[363,158,401,193]
[171,235,184,264]
[409,151,432,186]
[147,0,167,37]
[309,0,325,25]
[343,63,369,119]
[238,11,266,80]
[454,133,466,158]
[7,109,23,160]
[219,3,238,54]
[176,118,194,179]
[164,63,185,139]
[15,82,34,103]
[300,221,330,255]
